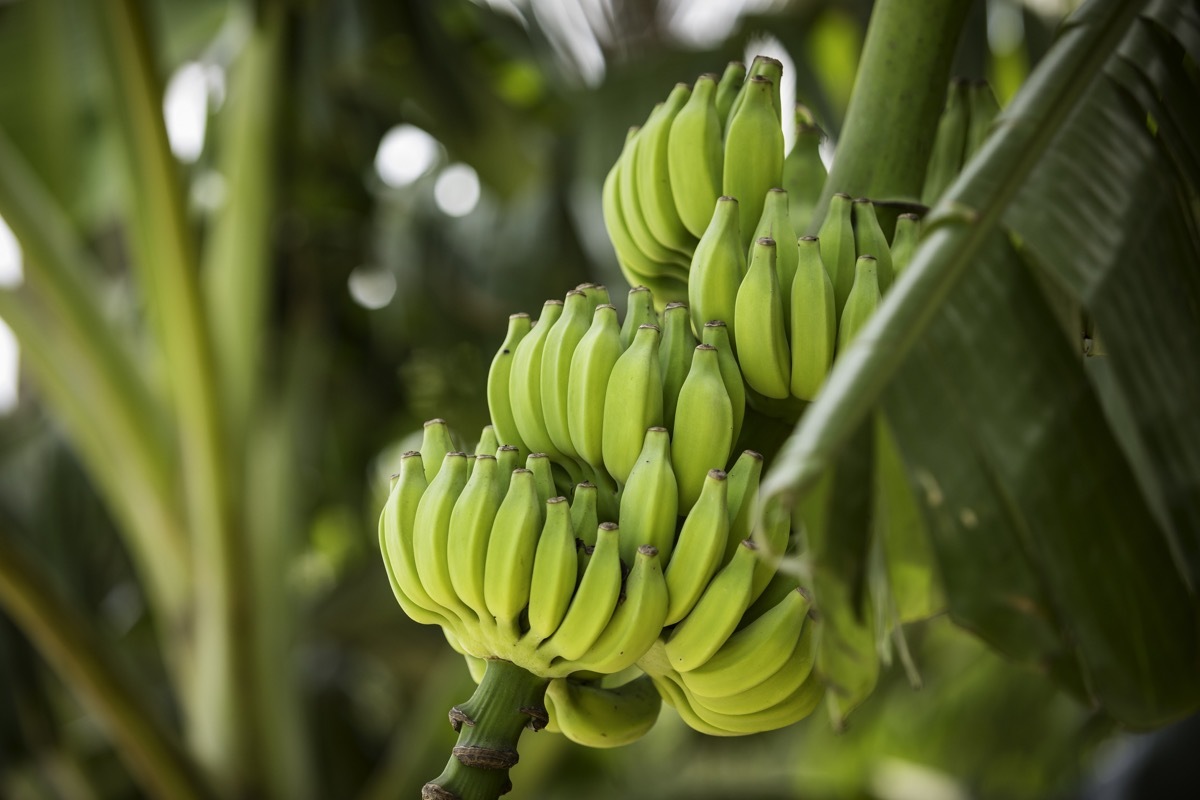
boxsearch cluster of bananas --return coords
[603,56,922,415]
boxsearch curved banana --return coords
[921,79,969,205]
[483,468,544,643]
[699,321,746,446]
[621,111,693,268]
[782,104,826,234]
[671,344,734,511]
[571,544,669,675]
[789,235,837,401]
[852,197,894,293]
[545,674,661,748]
[540,522,623,663]
[659,302,697,430]
[540,290,592,462]
[890,212,921,276]
[509,299,565,461]
[664,539,759,672]
[687,196,744,343]
[473,424,498,460]
[495,444,520,499]
[487,314,532,455]
[817,192,856,316]
[527,496,579,642]
[578,282,611,312]
[750,494,792,603]
[723,76,784,250]
[636,83,698,257]
[620,285,659,348]
[380,451,450,628]
[568,304,623,474]
[446,453,503,624]
[734,238,791,399]
[686,660,823,733]
[668,74,723,239]
[617,426,679,565]
[837,255,881,352]
[419,418,455,484]
[602,324,664,486]
[664,469,729,625]
[680,586,811,698]
[526,452,557,509]
[714,61,746,126]
[753,188,799,320]
[570,481,599,548]
[726,55,783,129]
[411,452,472,627]
[689,618,815,715]
[723,449,764,563]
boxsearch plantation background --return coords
[0,0,1196,798]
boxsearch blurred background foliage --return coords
[0,0,1193,798]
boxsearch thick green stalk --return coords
[811,0,971,231]
[0,534,213,800]
[423,660,550,800]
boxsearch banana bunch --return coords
[922,78,1001,205]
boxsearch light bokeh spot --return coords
[164,62,210,163]
[348,265,397,310]
[434,163,481,217]
[375,125,440,188]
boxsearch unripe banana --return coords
[671,344,734,511]
[890,213,921,276]
[681,587,811,698]
[419,419,455,484]
[687,196,744,342]
[577,282,611,312]
[664,469,730,625]
[617,426,678,565]
[447,453,504,624]
[380,451,449,627]
[527,496,579,642]
[789,236,837,401]
[487,314,532,455]
[602,324,664,486]
[571,544,669,675]
[411,452,472,625]
[922,78,969,205]
[750,494,792,603]
[714,61,746,125]
[565,303,623,474]
[837,255,881,351]
[664,539,759,672]
[483,468,543,643]
[495,444,520,499]
[526,452,556,507]
[545,674,661,748]
[782,104,826,234]
[509,299,564,461]
[635,84,698,256]
[570,481,599,548]
[659,302,697,430]
[723,76,784,250]
[726,55,783,129]
[965,79,1000,159]
[540,522,623,663]
[852,197,894,293]
[817,192,856,315]
[734,238,791,399]
[541,289,592,461]
[687,625,817,717]
[669,74,724,239]
[723,450,764,563]
[620,285,659,349]
[680,667,824,735]
[700,321,746,446]
[473,424,498,460]
[753,188,799,322]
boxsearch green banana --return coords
[837,255,881,352]
[687,195,744,342]
[446,453,503,624]
[686,650,821,728]
[495,444,520,499]
[659,302,697,430]
[668,74,724,239]
[664,539,759,672]
[782,104,826,234]
[852,197,894,293]
[540,522,622,663]
[890,213,921,276]
[483,468,543,643]
[602,324,664,486]
[750,494,792,603]
[723,449,764,564]
[577,282,611,312]
[733,238,791,399]
[965,79,1000,159]
[634,85,698,256]
[527,496,579,642]
[473,424,498,460]
[567,303,623,475]
[699,321,746,447]
[545,674,661,748]
[753,188,799,321]
[726,55,783,129]
[789,235,837,401]
[380,451,449,628]
[671,344,734,511]
[723,76,784,250]
[817,192,856,316]
[921,78,969,205]
[487,313,532,455]
[571,544,669,675]
[664,469,730,625]
[570,481,599,547]
[411,452,472,626]
[616,426,678,565]
[508,299,565,461]
[419,418,455,484]
[540,289,592,461]
[618,121,692,271]
[526,452,556,507]
[620,285,659,349]
[688,619,815,715]
[714,61,746,125]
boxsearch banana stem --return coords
[423,660,550,800]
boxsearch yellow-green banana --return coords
[540,522,622,663]
[664,540,759,672]
[817,192,856,316]
[483,468,543,643]
[723,450,763,563]
[687,196,744,342]
[473,424,498,460]
[541,289,591,461]
[671,344,734,511]
[921,79,969,205]
[527,496,579,642]
[634,85,698,257]
[668,74,724,239]
[700,321,746,446]
[526,452,556,507]
[753,188,799,320]
[789,235,836,401]
[852,197,894,293]
[726,55,783,129]
[837,255,881,352]
[620,285,658,349]
[568,303,623,475]
[714,61,746,125]
[419,418,455,484]
[570,481,599,548]
[734,238,791,399]
[571,544,669,675]
[659,302,697,430]
[602,324,664,486]
[890,213,921,276]
[495,444,520,499]
[411,452,472,626]
[782,104,826,234]
[487,314,532,455]
[509,299,564,460]
[664,469,730,624]
[545,674,661,748]
[446,453,503,624]
[617,426,678,565]
[723,76,784,250]
[380,451,448,628]
[687,632,819,721]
